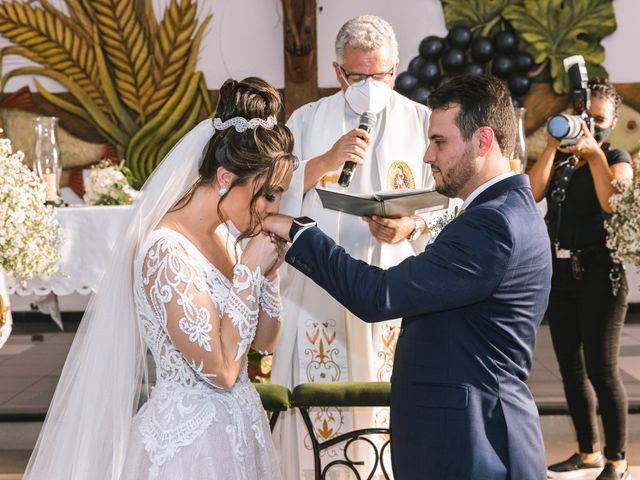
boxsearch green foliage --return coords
[441,0,518,34]
[503,0,615,94]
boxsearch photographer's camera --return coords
[546,55,593,144]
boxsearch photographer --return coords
[528,78,633,480]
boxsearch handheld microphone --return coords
[338,112,376,187]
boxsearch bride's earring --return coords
[219,186,228,196]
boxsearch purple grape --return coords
[512,52,534,73]
[410,86,431,105]
[418,61,441,85]
[447,26,472,49]
[441,48,466,73]
[508,75,531,96]
[471,37,494,63]
[464,63,485,76]
[395,72,419,94]
[419,36,445,59]
[493,31,518,54]
[408,56,426,75]
[492,55,513,78]
[512,97,522,108]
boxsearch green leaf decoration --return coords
[503,0,616,94]
[441,0,520,32]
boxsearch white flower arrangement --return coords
[84,160,136,206]
[0,132,62,283]
[605,159,640,270]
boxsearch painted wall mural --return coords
[0,0,212,185]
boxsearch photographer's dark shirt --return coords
[545,146,630,253]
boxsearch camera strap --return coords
[549,154,579,259]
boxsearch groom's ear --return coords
[474,126,495,157]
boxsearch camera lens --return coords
[547,114,583,140]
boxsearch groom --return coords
[264,75,552,479]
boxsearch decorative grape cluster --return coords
[395,26,535,107]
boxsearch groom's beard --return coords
[435,144,476,198]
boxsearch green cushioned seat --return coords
[291,381,390,408]
[254,383,291,412]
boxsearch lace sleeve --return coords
[259,275,281,320]
[224,264,264,360]
[140,234,264,388]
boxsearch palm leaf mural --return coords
[0,2,108,114]
[90,0,155,121]
[0,0,212,186]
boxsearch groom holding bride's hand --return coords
[262,74,552,480]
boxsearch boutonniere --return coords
[428,206,465,239]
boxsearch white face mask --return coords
[344,78,392,115]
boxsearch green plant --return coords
[0,0,213,185]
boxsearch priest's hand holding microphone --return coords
[334,112,427,244]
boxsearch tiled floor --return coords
[1,315,639,477]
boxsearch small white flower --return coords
[605,160,640,271]
[0,132,62,283]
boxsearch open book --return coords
[315,187,449,218]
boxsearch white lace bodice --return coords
[132,228,281,478]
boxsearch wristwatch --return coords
[407,216,425,241]
[288,216,317,241]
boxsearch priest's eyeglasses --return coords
[339,65,395,87]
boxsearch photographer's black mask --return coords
[593,124,613,143]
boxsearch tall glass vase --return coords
[32,116,62,205]
[510,107,527,174]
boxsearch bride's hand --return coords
[264,235,288,280]
[241,232,283,277]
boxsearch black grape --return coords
[441,48,466,73]
[512,52,534,73]
[410,86,431,105]
[493,31,518,54]
[471,37,494,63]
[464,63,485,76]
[395,72,419,94]
[419,36,445,59]
[492,55,513,78]
[447,26,472,49]
[408,56,426,75]
[418,61,441,85]
[508,75,531,96]
[512,97,522,108]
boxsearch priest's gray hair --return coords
[335,15,399,64]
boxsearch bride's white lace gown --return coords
[121,228,281,479]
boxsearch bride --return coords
[23,78,297,479]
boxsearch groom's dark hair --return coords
[428,75,517,156]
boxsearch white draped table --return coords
[4,205,134,327]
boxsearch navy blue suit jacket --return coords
[286,175,552,479]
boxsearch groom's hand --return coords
[364,215,419,244]
[262,214,295,242]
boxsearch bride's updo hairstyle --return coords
[176,77,296,242]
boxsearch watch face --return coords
[295,216,316,227]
